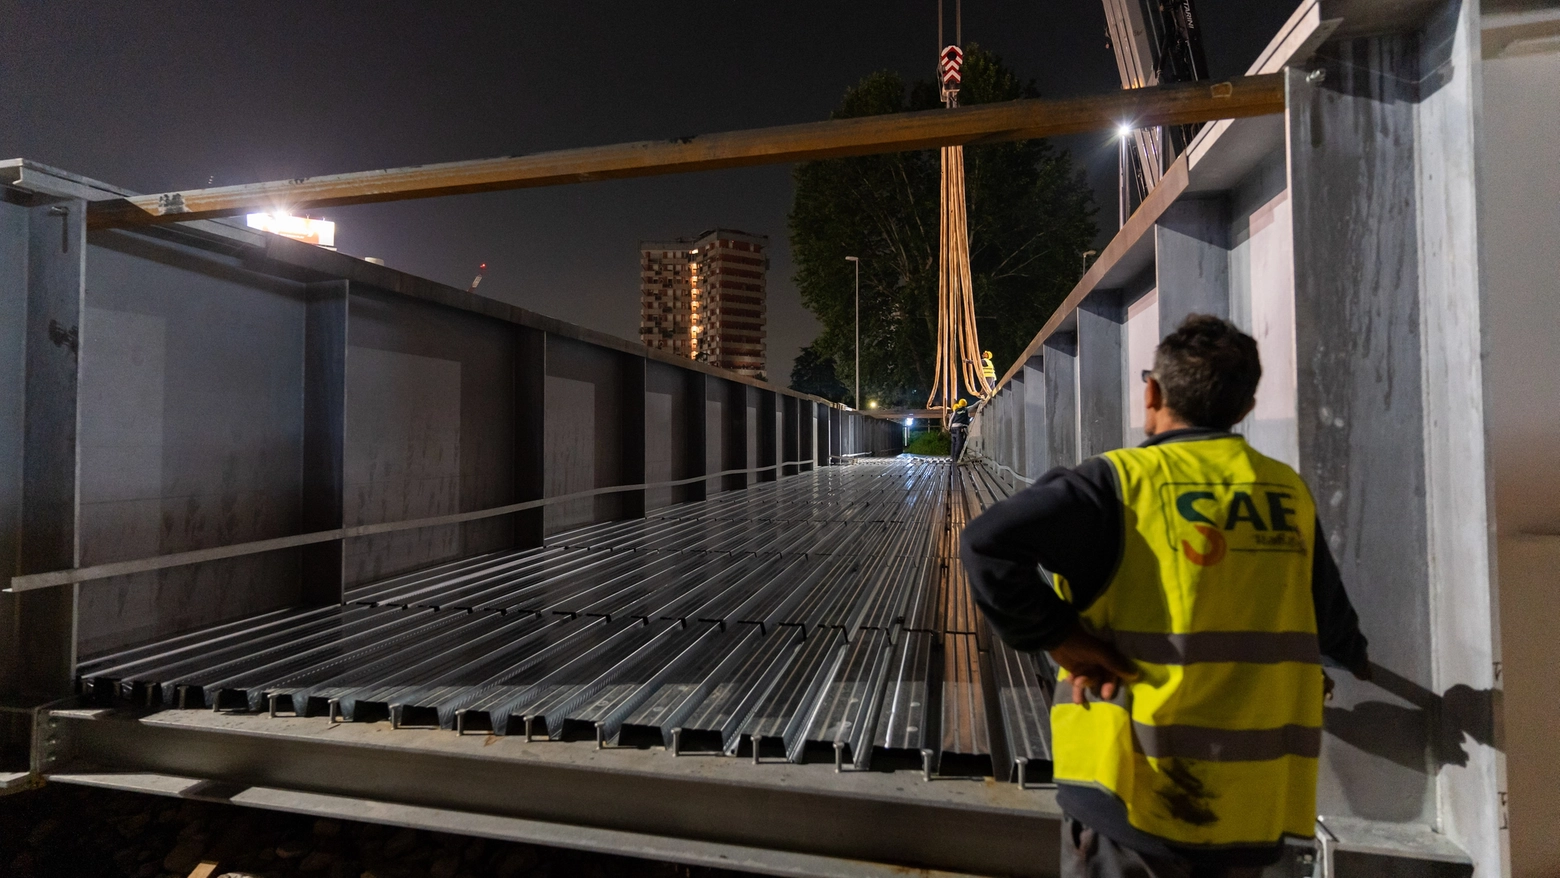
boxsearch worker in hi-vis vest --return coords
[961,315,1370,878]
[948,398,971,461]
[981,350,997,383]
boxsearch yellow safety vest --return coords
[1050,435,1323,847]
[981,358,997,381]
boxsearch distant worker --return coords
[948,398,971,461]
[981,350,997,384]
[961,315,1371,878]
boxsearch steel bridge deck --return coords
[54,458,1064,875]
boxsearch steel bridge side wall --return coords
[0,201,889,705]
[970,2,1502,871]
[0,193,85,700]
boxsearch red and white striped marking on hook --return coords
[939,45,964,89]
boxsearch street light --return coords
[1117,124,1133,229]
[845,256,860,411]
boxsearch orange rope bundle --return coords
[926,143,994,424]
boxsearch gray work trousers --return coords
[1061,816,1266,878]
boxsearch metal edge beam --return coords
[990,155,1190,392]
[38,709,1059,877]
[3,459,825,593]
[85,75,1284,228]
[81,226,846,412]
[983,0,1336,399]
[46,770,986,878]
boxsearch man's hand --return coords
[1324,660,1372,702]
[1049,623,1138,706]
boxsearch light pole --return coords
[1117,124,1133,229]
[846,256,860,410]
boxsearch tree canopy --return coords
[789,345,849,404]
[789,49,1097,407]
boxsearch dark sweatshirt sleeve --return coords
[960,458,1123,653]
[1311,518,1370,673]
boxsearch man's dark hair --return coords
[1152,314,1262,430]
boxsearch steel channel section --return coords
[991,639,1056,787]
[182,608,467,712]
[620,623,765,750]
[277,612,528,721]
[671,625,805,754]
[873,630,935,768]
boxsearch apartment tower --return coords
[639,229,768,379]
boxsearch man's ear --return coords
[1145,376,1165,411]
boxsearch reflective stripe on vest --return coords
[1049,435,1323,847]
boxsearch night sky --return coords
[1,1,1297,378]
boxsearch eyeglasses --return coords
[1140,369,1155,383]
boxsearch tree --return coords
[789,343,849,403]
[789,48,1097,406]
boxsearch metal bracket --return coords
[25,700,94,780]
[1314,819,1337,878]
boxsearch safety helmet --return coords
[953,398,968,410]
[982,351,992,359]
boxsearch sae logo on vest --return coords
[1158,483,1305,567]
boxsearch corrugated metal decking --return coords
[76,459,1056,781]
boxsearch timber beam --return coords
[86,74,1284,229]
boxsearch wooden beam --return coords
[87,74,1283,229]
